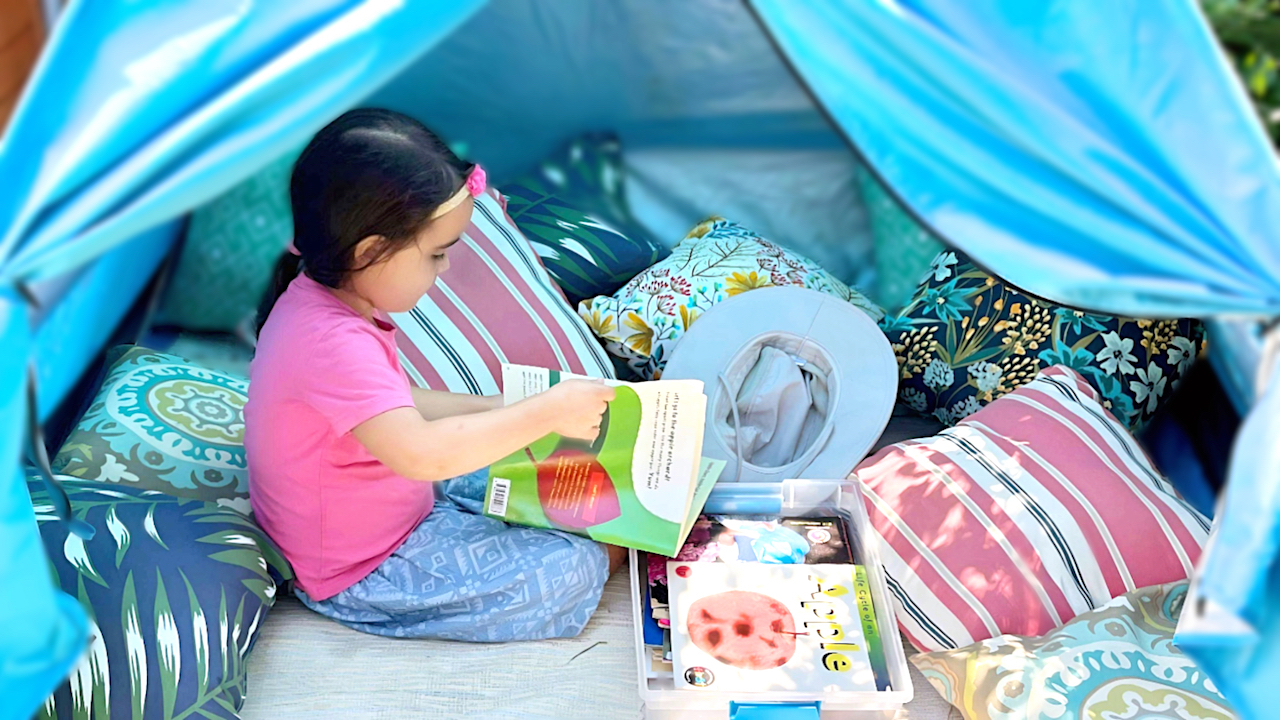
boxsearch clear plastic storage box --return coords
[630,479,914,719]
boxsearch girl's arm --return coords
[353,380,614,482]
[410,387,501,420]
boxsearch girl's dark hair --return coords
[255,108,474,334]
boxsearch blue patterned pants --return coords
[296,469,610,641]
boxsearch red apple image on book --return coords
[685,587,797,670]
[526,407,621,530]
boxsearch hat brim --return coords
[661,287,898,481]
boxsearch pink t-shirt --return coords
[246,273,434,601]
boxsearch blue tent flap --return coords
[752,0,1280,319]
[753,1,1280,715]
[0,2,487,716]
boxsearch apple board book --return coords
[647,515,855,628]
[484,364,726,555]
[669,563,879,693]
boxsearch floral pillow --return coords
[31,476,291,720]
[503,133,668,304]
[580,217,883,379]
[52,346,251,514]
[912,582,1236,720]
[883,250,1202,429]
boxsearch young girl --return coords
[246,108,625,642]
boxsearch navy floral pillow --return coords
[503,133,668,304]
[882,251,1203,429]
[31,477,291,720]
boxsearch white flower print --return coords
[931,252,958,282]
[949,396,983,422]
[924,358,955,389]
[96,454,139,484]
[1096,332,1137,376]
[901,388,928,413]
[1167,336,1195,375]
[970,361,1003,393]
[1130,363,1168,414]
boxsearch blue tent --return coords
[2,0,1278,717]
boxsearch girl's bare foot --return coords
[606,544,628,574]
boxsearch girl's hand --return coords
[544,380,615,441]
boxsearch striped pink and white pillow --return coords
[855,365,1210,653]
[390,188,615,393]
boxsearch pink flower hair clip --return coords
[431,165,486,219]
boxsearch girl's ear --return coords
[353,234,387,265]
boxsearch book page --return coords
[626,383,706,524]
[500,363,707,525]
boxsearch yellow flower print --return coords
[1001,302,1053,355]
[685,216,724,242]
[1141,320,1176,357]
[997,354,1041,394]
[583,306,616,338]
[623,312,654,356]
[679,304,700,331]
[725,271,773,297]
[893,327,938,379]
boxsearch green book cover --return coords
[854,564,891,691]
[484,364,725,556]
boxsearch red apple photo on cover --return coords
[685,588,797,670]
[527,407,621,530]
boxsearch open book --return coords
[483,363,725,556]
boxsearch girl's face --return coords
[347,197,474,314]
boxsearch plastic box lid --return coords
[630,479,914,719]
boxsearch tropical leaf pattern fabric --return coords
[52,347,252,515]
[580,217,883,380]
[503,133,668,304]
[883,250,1203,430]
[912,581,1237,720]
[30,476,291,720]
[855,163,945,313]
[155,148,300,333]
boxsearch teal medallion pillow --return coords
[883,251,1203,430]
[503,133,668,304]
[31,476,290,720]
[53,346,250,514]
[855,164,945,313]
[156,149,300,333]
[912,582,1236,720]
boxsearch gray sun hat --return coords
[661,287,898,483]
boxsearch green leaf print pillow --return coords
[52,346,251,515]
[30,476,291,720]
[882,250,1203,429]
[503,133,668,305]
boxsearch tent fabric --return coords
[0,2,486,716]
[751,0,1280,715]
[752,0,1280,320]
[363,0,875,283]
[4,0,1280,716]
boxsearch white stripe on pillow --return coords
[391,189,613,395]
[956,421,1122,608]
[900,442,1068,627]
[856,365,1210,653]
